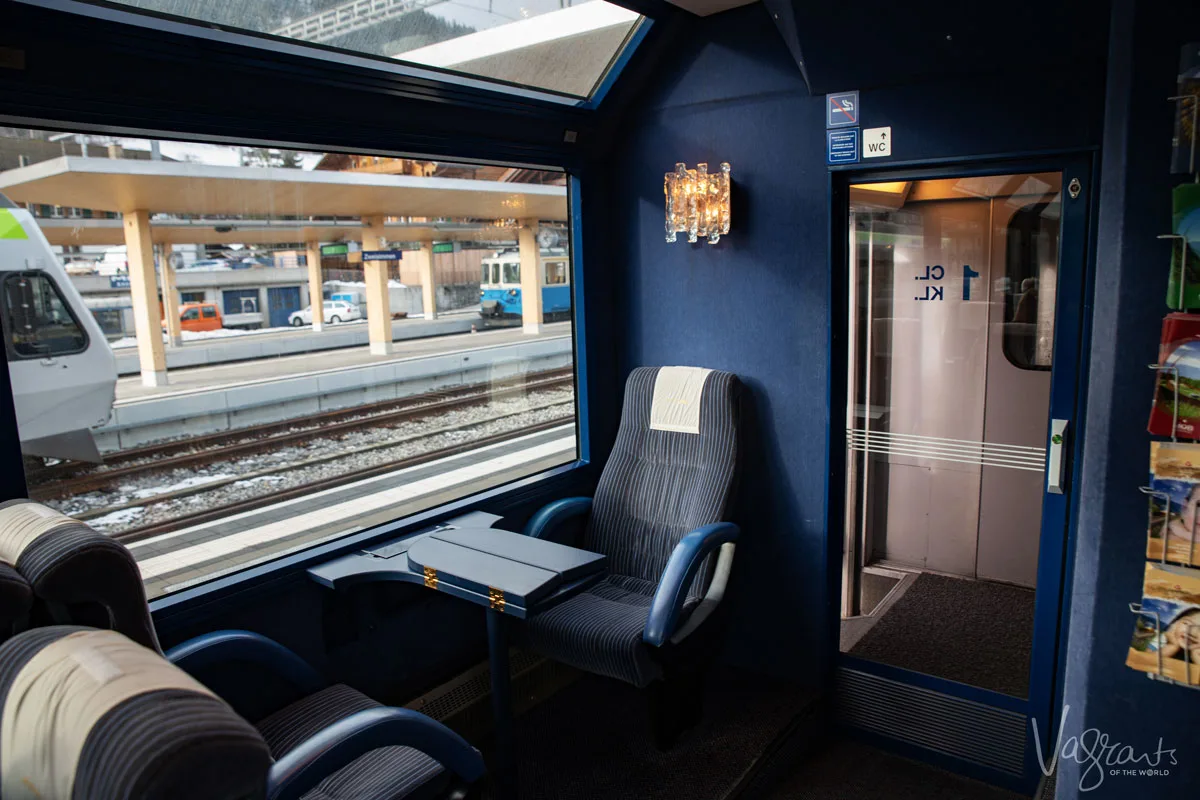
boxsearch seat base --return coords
[255,684,450,800]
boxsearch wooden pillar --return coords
[305,240,324,332]
[412,240,437,320]
[123,209,167,386]
[518,219,543,335]
[159,245,182,348]
[361,216,393,355]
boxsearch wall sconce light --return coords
[664,162,731,244]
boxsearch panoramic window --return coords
[0,128,578,599]
[104,0,644,98]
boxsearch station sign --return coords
[362,250,405,261]
[827,129,860,165]
[432,242,456,254]
[321,243,349,256]
[109,275,130,289]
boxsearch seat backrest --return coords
[0,500,160,653]
[584,366,741,599]
[0,562,32,639]
[0,625,271,799]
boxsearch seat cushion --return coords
[523,575,666,688]
[255,684,448,800]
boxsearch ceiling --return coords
[663,0,760,17]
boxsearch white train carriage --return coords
[0,195,117,463]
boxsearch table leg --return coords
[487,609,518,800]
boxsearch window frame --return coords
[1,270,90,360]
[1,0,602,610]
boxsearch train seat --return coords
[521,366,742,744]
[0,625,271,799]
[0,500,486,800]
[0,561,32,642]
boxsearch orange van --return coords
[165,302,223,332]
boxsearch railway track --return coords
[28,368,573,500]
[111,413,575,543]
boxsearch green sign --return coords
[432,242,456,254]
[321,243,349,256]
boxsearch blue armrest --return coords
[166,630,326,696]
[643,523,740,647]
[267,707,486,800]
[523,496,592,542]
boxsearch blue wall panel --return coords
[1056,1,1200,797]
[606,5,1105,685]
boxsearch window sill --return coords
[149,458,591,619]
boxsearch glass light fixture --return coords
[664,161,731,244]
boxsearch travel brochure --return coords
[1147,313,1200,438]
[1127,562,1200,686]
[1146,441,1200,566]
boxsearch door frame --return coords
[825,154,1096,794]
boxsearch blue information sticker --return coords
[827,128,860,164]
[826,91,859,128]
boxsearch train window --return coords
[96,0,645,100]
[1,125,578,600]
[1002,202,1059,370]
[2,272,88,359]
[545,262,568,285]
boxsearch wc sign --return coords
[863,126,892,158]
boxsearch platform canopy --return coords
[33,217,524,247]
[0,157,568,220]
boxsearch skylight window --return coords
[104,0,645,99]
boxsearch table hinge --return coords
[488,587,505,613]
[423,566,438,590]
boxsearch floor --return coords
[483,671,814,800]
[846,573,1036,697]
[766,739,1025,800]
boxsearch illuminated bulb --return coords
[664,161,731,245]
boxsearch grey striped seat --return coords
[0,501,481,800]
[524,366,742,688]
[0,625,271,799]
[0,562,32,639]
[0,499,159,651]
[256,683,449,800]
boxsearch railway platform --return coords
[111,309,481,376]
[100,323,572,451]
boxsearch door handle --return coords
[1047,418,1069,494]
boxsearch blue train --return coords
[479,248,571,327]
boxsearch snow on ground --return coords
[129,473,236,499]
[51,387,576,534]
[86,507,146,530]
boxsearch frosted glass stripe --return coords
[846,428,1046,472]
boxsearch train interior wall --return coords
[8,0,1184,797]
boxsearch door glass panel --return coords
[839,172,1062,699]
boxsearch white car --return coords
[289,300,362,326]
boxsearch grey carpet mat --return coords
[483,672,812,800]
[847,573,1035,697]
[766,739,1024,800]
